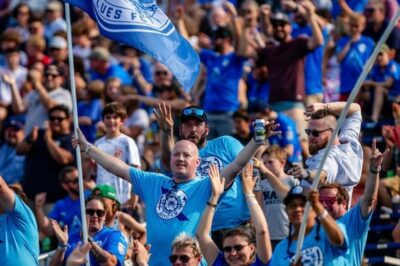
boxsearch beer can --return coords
[253,119,266,144]
[253,168,261,192]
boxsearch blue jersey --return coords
[89,64,132,85]
[198,136,250,230]
[0,143,25,184]
[292,25,329,95]
[49,191,91,234]
[200,49,247,112]
[130,167,211,266]
[368,60,400,99]
[336,36,375,94]
[338,202,372,266]
[214,252,268,266]
[331,0,369,19]
[0,193,39,265]
[78,98,103,143]
[246,72,270,105]
[270,222,349,266]
[65,227,127,266]
[269,113,302,163]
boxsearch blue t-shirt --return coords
[49,191,91,234]
[331,0,369,19]
[78,98,103,143]
[0,193,39,265]
[270,222,349,266]
[338,202,373,266]
[368,60,400,99]
[336,36,375,93]
[200,50,247,112]
[65,227,127,266]
[89,64,132,85]
[213,252,268,266]
[269,113,302,163]
[246,72,270,105]
[130,168,211,266]
[292,25,329,95]
[198,136,250,230]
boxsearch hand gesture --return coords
[71,128,90,151]
[35,192,47,208]
[287,163,309,180]
[28,126,39,144]
[307,189,320,208]
[132,240,151,266]
[51,219,68,245]
[66,242,91,266]
[369,139,389,171]
[153,102,173,133]
[174,5,185,20]
[208,164,225,197]
[260,4,271,18]
[44,121,52,141]
[241,163,256,194]
[299,0,316,16]
[2,73,16,87]
[264,120,281,138]
[29,69,42,85]
[304,102,326,119]
[223,1,238,17]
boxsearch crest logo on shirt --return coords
[197,156,223,177]
[290,246,323,266]
[357,43,367,54]
[156,186,188,220]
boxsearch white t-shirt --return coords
[95,134,141,204]
[124,108,150,155]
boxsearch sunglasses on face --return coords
[222,244,248,253]
[49,116,67,122]
[272,22,286,28]
[182,108,204,117]
[155,70,168,76]
[63,178,78,185]
[319,196,338,206]
[45,73,59,78]
[86,209,106,217]
[365,8,376,14]
[304,128,332,137]
[168,254,192,263]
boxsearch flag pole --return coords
[294,9,400,263]
[64,3,90,265]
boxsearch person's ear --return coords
[205,126,209,136]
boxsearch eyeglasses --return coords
[319,196,338,207]
[168,254,192,263]
[45,73,59,78]
[222,244,248,253]
[63,178,79,185]
[86,209,106,217]
[155,70,168,76]
[304,128,332,137]
[182,108,204,117]
[49,116,67,122]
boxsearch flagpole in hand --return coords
[64,3,90,266]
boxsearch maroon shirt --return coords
[258,38,310,103]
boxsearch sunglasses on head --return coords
[49,116,67,122]
[304,128,332,137]
[182,108,204,117]
[222,244,248,253]
[168,254,192,263]
[86,209,106,217]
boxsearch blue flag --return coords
[63,0,200,92]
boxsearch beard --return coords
[69,187,80,196]
[183,132,207,148]
[308,137,329,155]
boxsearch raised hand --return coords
[369,139,389,172]
[2,73,16,86]
[241,163,256,194]
[304,102,326,118]
[265,120,281,138]
[153,102,173,133]
[131,239,151,266]
[51,219,68,246]
[208,164,225,198]
[35,192,47,208]
[66,242,92,266]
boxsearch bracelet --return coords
[245,193,256,198]
[369,165,381,174]
[207,201,217,208]
[318,209,328,222]
[57,243,69,251]
[84,143,92,154]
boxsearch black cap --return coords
[4,119,24,130]
[181,106,207,123]
[212,26,233,39]
[283,185,307,205]
[271,12,291,24]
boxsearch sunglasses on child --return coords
[168,254,193,263]
[182,108,204,117]
[85,209,106,217]
[304,128,332,137]
[222,244,248,253]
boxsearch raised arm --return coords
[195,164,225,265]
[0,175,15,213]
[241,163,272,263]
[49,220,69,266]
[72,128,131,182]
[361,139,389,218]
[2,73,25,114]
[301,1,324,50]
[44,122,74,165]
[34,192,54,236]
[304,101,361,118]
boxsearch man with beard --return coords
[289,101,362,205]
[34,166,89,236]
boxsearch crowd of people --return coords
[1,0,400,265]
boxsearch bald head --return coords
[170,140,200,181]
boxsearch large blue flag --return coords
[63,0,200,92]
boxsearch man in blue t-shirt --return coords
[0,176,39,265]
[73,119,274,265]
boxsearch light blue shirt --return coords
[130,168,211,266]
[198,136,250,230]
[0,192,39,265]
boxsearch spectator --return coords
[35,166,89,237]
[169,233,203,266]
[26,34,51,67]
[94,102,141,205]
[0,177,39,265]
[131,239,150,266]
[50,195,128,266]
[289,102,362,204]
[28,17,45,39]
[44,1,66,40]
[8,3,31,42]
[196,163,272,265]
[18,105,75,203]
[1,47,28,90]
[231,109,252,145]
[0,30,27,67]
[336,13,374,100]
[0,118,25,185]
[48,35,68,66]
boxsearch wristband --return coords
[57,243,69,251]
[317,209,328,222]
[84,143,92,154]
[207,201,217,208]
[245,193,256,198]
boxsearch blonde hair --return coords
[171,233,202,259]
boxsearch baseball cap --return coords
[212,26,233,39]
[271,12,291,25]
[49,36,67,49]
[92,184,120,205]
[283,185,307,205]
[4,119,24,130]
[89,47,110,61]
[181,106,207,123]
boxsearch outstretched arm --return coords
[302,1,324,50]
[195,165,225,265]
[241,164,272,263]
[304,102,361,118]
[72,128,131,182]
